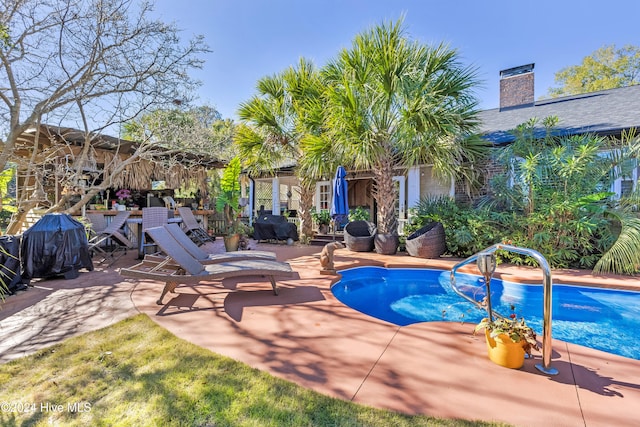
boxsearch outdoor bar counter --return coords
[86,209,214,218]
[86,208,214,226]
[84,209,215,250]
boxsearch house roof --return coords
[478,84,640,144]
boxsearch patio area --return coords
[2,240,640,426]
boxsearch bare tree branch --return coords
[0,0,210,231]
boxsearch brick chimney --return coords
[499,63,534,110]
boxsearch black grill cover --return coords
[253,214,299,241]
[0,235,25,293]
[21,213,93,281]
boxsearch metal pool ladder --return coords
[450,243,559,375]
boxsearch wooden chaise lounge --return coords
[119,226,294,304]
[163,223,277,264]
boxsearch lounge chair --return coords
[88,211,132,262]
[163,223,276,264]
[177,206,215,245]
[119,226,294,304]
[141,207,169,255]
[86,213,108,237]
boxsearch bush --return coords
[348,206,370,222]
[310,207,331,225]
[406,122,640,274]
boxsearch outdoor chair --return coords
[163,196,177,210]
[87,211,132,263]
[141,207,169,255]
[163,223,274,264]
[344,220,376,252]
[405,222,446,259]
[119,225,295,304]
[177,206,215,245]
[85,212,108,241]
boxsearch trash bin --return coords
[21,213,93,282]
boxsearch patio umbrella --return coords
[330,165,349,240]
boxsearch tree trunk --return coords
[5,198,39,235]
[298,181,315,241]
[372,153,398,235]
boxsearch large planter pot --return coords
[374,233,399,255]
[223,234,240,252]
[485,330,526,369]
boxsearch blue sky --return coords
[152,0,639,120]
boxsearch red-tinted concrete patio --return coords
[2,240,640,426]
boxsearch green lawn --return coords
[0,314,506,426]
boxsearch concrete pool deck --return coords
[2,240,640,426]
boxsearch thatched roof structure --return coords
[14,124,225,192]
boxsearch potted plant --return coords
[115,188,131,211]
[311,208,331,234]
[474,305,539,369]
[215,157,244,251]
[348,206,370,222]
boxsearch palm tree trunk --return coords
[298,181,315,241]
[372,153,398,235]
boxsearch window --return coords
[621,179,634,197]
[315,181,330,211]
[255,180,273,211]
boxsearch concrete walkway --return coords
[2,241,640,426]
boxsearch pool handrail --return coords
[450,243,559,376]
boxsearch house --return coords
[478,64,640,198]
[246,64,640,232]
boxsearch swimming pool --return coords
[331,266,640,360]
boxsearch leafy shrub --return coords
[310,207,331,225]
[348,206,370,222]
[478,118,640,273]
[407,120,640,274]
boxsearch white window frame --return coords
[315,181,331,211]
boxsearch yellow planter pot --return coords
[224,234,240,252]
[485,330,526,369]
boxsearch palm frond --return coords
[594,211,640,274]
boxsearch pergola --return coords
[12,124,225,209]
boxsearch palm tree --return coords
[320,17,487,241]
[235,58,334,240]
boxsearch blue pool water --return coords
[331,267,640,360]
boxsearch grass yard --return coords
[0,314,506,426]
